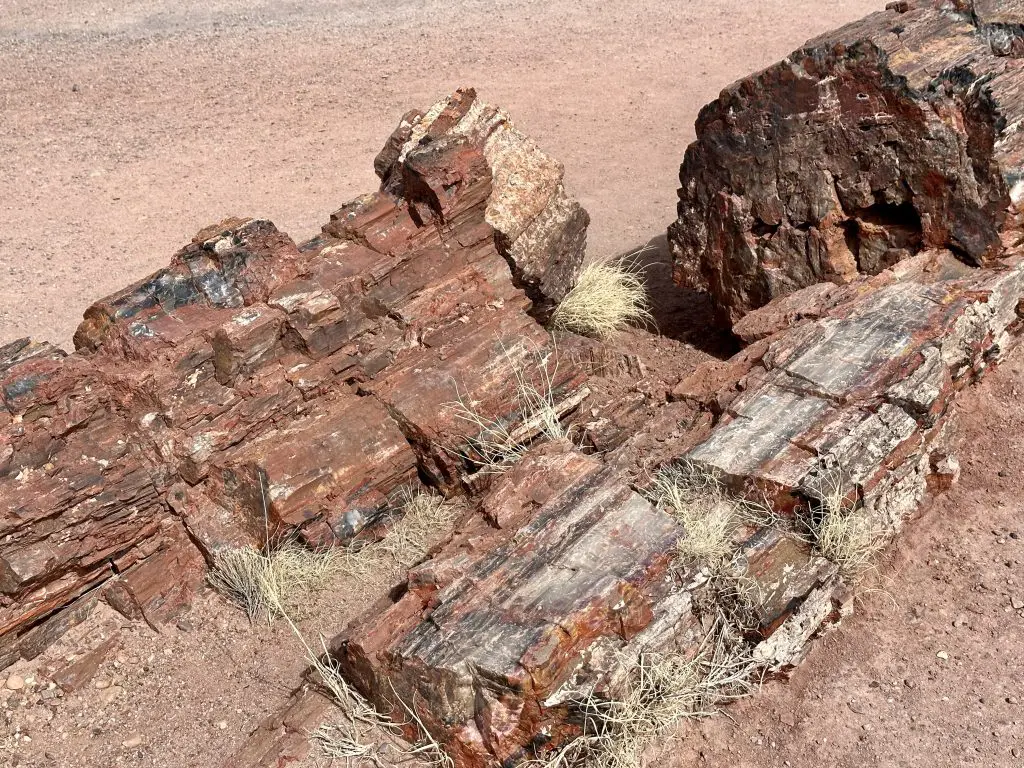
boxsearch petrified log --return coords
[332,444,848,767]
[0,90,592,668]
[683,247,1024,520]
[335,443,696,766]
[328,243,1024,768]
[670,0,1024,324]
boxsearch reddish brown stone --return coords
[104,519,206,627]
[0,90,592,671]
[670,3,1024,323]
[206,394,419,545]
[335,444,685,767]
[54,635,119,693]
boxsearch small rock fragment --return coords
[100,685,123,704]
[5,675,25,691]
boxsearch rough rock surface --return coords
[0,91,592,669]
[686,248,1024,514]
[333,440,848,767]
[669,0,1024,324]
[322,243,1024,767]
[336,444,687,766]
[377,87,589,315]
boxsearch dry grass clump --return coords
[379,489,460,569]
[447,346,569,473]
[551,259,653,338]
[338,489,459,586]
[532,617,758,768]
[208,490,459,766]
[802,469,885,581]
[301,629,453,767]
[648,460,774,566]
[211,490,458,613]
[208,543,339,623]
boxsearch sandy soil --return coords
[0,0,883,348]
[8,2,1024,768]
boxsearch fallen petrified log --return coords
[2,44,1023,768]
[0,89,592,670]
[670,0,1024,325]
[324,245,1023,768]
[681,247,1023,514]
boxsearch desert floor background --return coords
[1,1,1022,766]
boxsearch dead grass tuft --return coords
[802,468,885,581]
[379,489,460,569]
[208,543,340,623]
[446,345,570,473]
[336,489,459,588]
[551,258,653,338]
[648,460,775,566]
[810,504,883,581]
[532,615,758,768]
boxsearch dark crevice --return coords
[842,218,861,259]
[751,220,781,238]
[947,240,980,268]
[841,200,924,274]
[623,234,739,358]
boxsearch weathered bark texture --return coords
[669,0,1024,325]
[0,89,592,671]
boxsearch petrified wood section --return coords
[333,443,849,767]
[336,444,687,767]
[0,92,592,669]
[375,87,590,312]
[225,686,333,768]
[681,248,1024,523]
[327,242,1024,767]
[669,0,1024,324]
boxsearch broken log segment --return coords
[684,249,1024,521]
[335,443,691,766]
[323,245,1024,767]
[0,89,592,671]
[670,0,1024,325]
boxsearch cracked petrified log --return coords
[0,90,592,669]
[681,247,1024,522]
[328,244,1024,768]
[669,0,1024,325]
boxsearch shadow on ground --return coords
[614,233,738,359]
